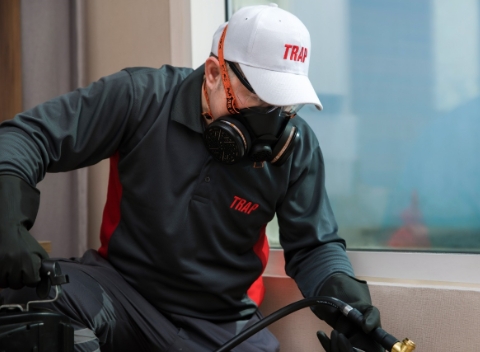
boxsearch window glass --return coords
[228,0,480,253]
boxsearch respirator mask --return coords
[202,25,301,166]
[203,105,300,166]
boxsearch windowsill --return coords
[265,248,480,288]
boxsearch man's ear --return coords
[204,56,221,89]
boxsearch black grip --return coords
[36,260,69,299]
[370,327,400,350]
[347,308,399,351]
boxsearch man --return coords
[0,4,382,352]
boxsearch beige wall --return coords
[84,0,174,248]
[86,0,172,79]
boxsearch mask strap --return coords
[218,25,240,115]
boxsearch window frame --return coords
[265,249,480,285]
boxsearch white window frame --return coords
[174,0,480,287]
[265,249,480,286]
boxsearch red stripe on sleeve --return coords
[98,152,122,258]
[247,225,270,306]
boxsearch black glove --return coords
[312,273,383,352]
[0,175,49,289]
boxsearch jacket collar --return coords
[171,64,205,134]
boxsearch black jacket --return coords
[0,64,354,321]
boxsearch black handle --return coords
[36,260,69,299]
[344,307,398,350]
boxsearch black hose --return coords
[214,296,399,352]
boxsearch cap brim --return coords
[239,64,323,111]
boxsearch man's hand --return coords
[0,175,48,289]
[311,273,383,352]
[0,226,48,289]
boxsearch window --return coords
[228,0,480,254]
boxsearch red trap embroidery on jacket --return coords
[230,196,259,214]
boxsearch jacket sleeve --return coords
[0,70,138,186]
[276,122,355,299]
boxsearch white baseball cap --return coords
[211,3,322,110]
